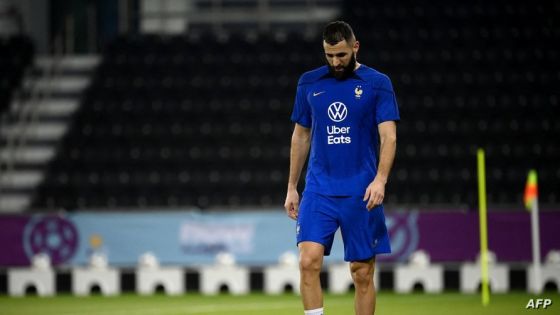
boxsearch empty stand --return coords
[32,0,560,210]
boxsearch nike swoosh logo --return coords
[313,91,325,96]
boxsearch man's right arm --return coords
[284,123,311,220]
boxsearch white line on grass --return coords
[51,300,351,315]
[51,301,299,315]
[184,302,299,314]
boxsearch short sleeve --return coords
[375,75,400,124]
[290,80,312,128]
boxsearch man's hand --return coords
[363,177,386,210]
[284,188,300,220]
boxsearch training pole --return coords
[477,148,490,306]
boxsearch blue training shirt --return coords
[291,64,400,196]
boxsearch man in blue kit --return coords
[284,21,399,315]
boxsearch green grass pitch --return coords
[0,292,552,315]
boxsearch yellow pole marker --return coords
[477,148,490,306]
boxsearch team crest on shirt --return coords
[354,85,363,99]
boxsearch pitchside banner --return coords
[1,210,560,267]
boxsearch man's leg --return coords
[350,257,376,315]
[299,241,325,312]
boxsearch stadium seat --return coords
[30,0,560,211]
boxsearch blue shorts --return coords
[296,191,391,261]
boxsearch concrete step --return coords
[0,55,98,213]
[36,55,101,71]
[0,122,68,141]
[0,170,43,189]
[35,99,79,117]
[3,99,78,120]
[24,76,91,94]
[0,193,31,213]
[0,146,55,164]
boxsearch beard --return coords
[328,53,357,80]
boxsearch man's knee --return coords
[350,261,375,289]
[299,242,324,275]
[299,254,322,274]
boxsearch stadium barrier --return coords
[1,210,560,296]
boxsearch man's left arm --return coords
[363,121,397,210]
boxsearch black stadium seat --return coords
[32,1,560,210]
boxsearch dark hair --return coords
[323,21,355,45]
